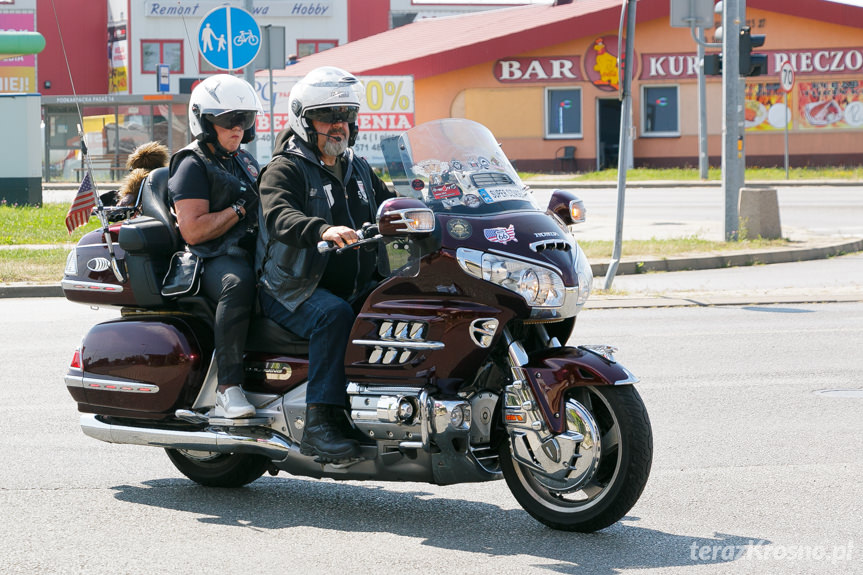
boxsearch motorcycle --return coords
[62,118,652,532]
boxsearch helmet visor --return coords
[304,106,359,125]
[207,110,257,130]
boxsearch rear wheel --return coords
[499,385,652,532]
[165,448,270,487]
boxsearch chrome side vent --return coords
[355,320,441,365]
[470,172,514,187]
[469,318,499,348]
[529,239,572,252]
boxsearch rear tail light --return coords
[70,348,82,370]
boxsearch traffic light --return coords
[703,53,722,76]
[739,26,767,77]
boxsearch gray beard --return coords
[322,136,348,157]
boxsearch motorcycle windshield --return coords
[382,119,540,215]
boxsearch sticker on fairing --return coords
[462,194,482,208]
[477,187,526,203]
[446,218,472,239]
[431,183,461,200]
[484,224,518,245]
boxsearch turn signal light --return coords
[569,199,586,224]
[505,413,525,422]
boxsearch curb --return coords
[588,238,863,276]
[0,284,63,298]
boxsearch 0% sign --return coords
[365,78,414,111]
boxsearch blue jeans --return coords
[259,289,355,407]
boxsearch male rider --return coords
[256,67,394,462]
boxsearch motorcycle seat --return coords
[246,315,309,356]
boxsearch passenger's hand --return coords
[321,226,359,249]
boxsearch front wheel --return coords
[165,448,270,487]
[499,385,652,532]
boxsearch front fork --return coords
[498,325,635,486]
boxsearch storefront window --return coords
[545,87,582,139]
[141,39,183,73]
[642,85,679,136]
[297,39,338,58]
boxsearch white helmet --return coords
[287,66,363,146]
[189,74,264,145]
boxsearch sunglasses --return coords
[305,106,359,124]
[207,110,257,130]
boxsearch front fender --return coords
[520,346,638,434]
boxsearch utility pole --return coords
[243,0,259,158]
[697,27,708,179]
[721,0,744,240]
[602,0,637,290]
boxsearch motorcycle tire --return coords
[165,448,270,488]
[499,385,652,532]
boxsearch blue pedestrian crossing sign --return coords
[198,6,261,71]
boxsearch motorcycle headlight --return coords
[465,252,565,308]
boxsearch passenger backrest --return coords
[139,167,182,252]
[117,167,179,307]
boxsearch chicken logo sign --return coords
[584,36,635,92]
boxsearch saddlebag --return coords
[65,315,210,419]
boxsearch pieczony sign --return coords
[252,75,415,166]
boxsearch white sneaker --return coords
[214,386,255,419]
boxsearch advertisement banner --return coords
[0,12,37,94]
[796,80,863,130]
[744,82,793,131]
[253,75,415,166]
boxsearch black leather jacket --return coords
[256,130,392,311]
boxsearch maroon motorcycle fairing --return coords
[346,250,522,395]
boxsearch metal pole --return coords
[264,24,275,153]
[602,0,637,290]
[243,0,258,158]
[697,27,708,179]
[722,0,742,241]
[784,91,789,179]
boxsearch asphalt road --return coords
[1,297,860,575]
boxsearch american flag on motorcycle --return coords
[65,172,97,233]
[484,224,518,245]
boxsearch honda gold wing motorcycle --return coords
[62,118,652,532]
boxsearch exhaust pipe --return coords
[80,414,295,461]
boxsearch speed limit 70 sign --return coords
[779,62,795,93]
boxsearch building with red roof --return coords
[263,0,863,170]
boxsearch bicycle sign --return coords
[198,6,261,71]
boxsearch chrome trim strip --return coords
[351,339,444,350]
[80,376,160,394]
[61,279,125,293]
[64,371,84,389]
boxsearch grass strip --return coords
[0,203,100,245]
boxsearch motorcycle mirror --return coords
[547,189,586,225]
[376,197,436,236]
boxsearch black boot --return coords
[300,404,361,462]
